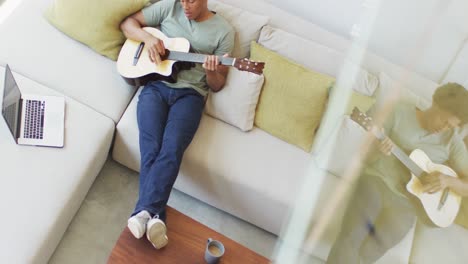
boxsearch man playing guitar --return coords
[328,83,468,264]
[120,0,234,250]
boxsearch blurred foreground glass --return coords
[271,0,468,263]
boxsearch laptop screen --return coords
[1,65,21,139]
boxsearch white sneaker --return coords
[146,217,168,249]
[127,210,151,239]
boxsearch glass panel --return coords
[273,0,468,263]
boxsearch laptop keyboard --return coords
[23,100,45,139]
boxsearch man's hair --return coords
[433,82,468,124]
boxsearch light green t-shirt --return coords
[142,0,235,96]
[364,103,468,198]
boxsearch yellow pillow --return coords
[346,91,376,114]
[44,0,149,60]
[250,42,335,152]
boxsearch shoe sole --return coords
[128,218,145,239]
[147,221,168,249]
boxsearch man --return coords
[327,83,468,263]
[120,0,234,249]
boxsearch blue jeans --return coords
[132,81,205,222]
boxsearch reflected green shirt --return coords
[142,0,235,96]
[365,103,468,198]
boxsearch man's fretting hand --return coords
[378,137,394,156]
[203,53,229,72]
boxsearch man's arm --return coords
[364,106,398,164]
[120,11,166,64]
[203,54,229,92]
[203,23,234,92]
[421,170,468,196]
[445,175,468,196]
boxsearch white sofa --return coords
[0,0,134,263]
[0,0,467,263]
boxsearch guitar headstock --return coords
[233,58,265,75]
[350,107,374,131]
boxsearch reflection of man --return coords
[120,0,234,250]
[327,83,468,264]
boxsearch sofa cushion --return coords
[0,67,115,263]
[250,41,335,152]
[0,0,136,123]
[175,114,313,235]
[208,0,269,58]
[112,87,313,234]
[44,0,149,60]
[205,68,264,131]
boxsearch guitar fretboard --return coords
[167,51,235,66]
[373,129,425,177]
[391,146,425,177]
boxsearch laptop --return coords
[1,64,65,147]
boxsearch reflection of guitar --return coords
[351,107,461,227]
[117,27,265,86]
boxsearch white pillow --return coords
[208,0,269,58]
[205,68,264,131]
[315,116,369,178]
[353,68,379,96]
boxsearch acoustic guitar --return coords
[117,27,265,86]
[351,107,461,227]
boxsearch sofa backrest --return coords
[215,0,349,53]
[216,0,442,104]
[214,0,468,154]
[0,0,137,123]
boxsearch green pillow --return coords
[250,42,335,152]
[44,0,149,60]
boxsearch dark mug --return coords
[204,238,225,264]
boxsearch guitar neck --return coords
[372,129,425,177]
[391,146,425,177]
[167,51,235,66]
